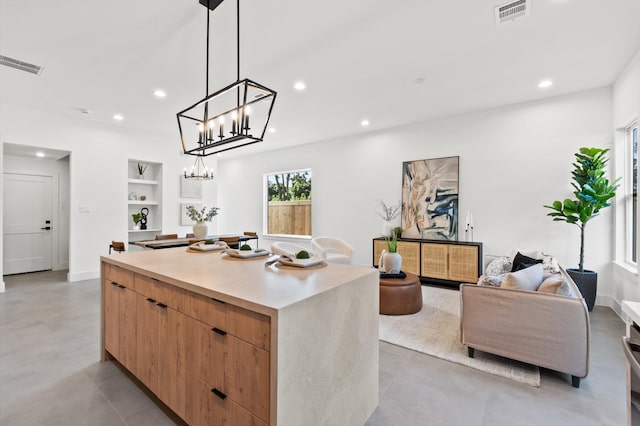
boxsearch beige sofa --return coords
[460,266,590,387]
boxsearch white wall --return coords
[0,103,217,282]
[3,154,70,271]
[218,88,615,301]
[612,49,640,315]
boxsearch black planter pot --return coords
[566,269,597,312]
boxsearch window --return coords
[627,121,638,263]
[264,169,312,237]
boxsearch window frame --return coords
[262,168,312,239]
[625,120,639,266]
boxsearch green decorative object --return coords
[240,244,252,251]
[296,250,310,259]
[131,213,142,225]
[384,229,398,253]
[544,147,619,273]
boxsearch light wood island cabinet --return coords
[101,247,378,426]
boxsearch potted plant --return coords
[544,147,619,311]
[377,200,400,237]
[131,212,142,231]
[137,162,148,179]
[379,229,402,274]
[186,205,220,239]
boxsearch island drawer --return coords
[185,371,268,426]
[186,316,270,422]
[180,291,270,351]
[103,263,135,290]
[134,274,184,310]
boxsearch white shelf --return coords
[128,228,162,233]
[128,178,159,185]
[128,201,159,205]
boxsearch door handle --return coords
[41,226,51,230]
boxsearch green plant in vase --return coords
[131,213,142,230]
[137,162,148,179]
[380,229,402,274]
[544,147,619,310]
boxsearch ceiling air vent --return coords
[0,55,44,75]
[495,0,530,25]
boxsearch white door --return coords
[3,173,53,274]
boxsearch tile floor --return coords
[0,271,627,425]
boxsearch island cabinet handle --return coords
[211,388,227,400]
[156,302,168,309]
[212,327,227,336]
[111,282,119,287]
[146,298,156,304]
[118,285,126,289]
[210,297,226,304]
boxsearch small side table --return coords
[379,272,423,315]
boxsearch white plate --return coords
[277,256,326,268]
[225,249,270,258]
[188,242,227,251]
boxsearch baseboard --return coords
[596,294,624,321]
[67,270,99,282]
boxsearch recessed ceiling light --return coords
[414,77,425,84]
[78,108,91,115]
[268,127,276,133]
[361,119,370,127]
[154,89,167,98]
[113,114,124,121]
[293,81,306,91]
[538,79,553,88]
[36,152,45,158]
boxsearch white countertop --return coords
[101,247,377,313]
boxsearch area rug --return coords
[379,285,541,387]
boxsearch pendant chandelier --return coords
[177,0,277,175]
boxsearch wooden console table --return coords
[373,237,482,285]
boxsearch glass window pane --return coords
[265,170,312,236]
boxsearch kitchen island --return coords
[101,247,379,425]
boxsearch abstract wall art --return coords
[401,156,459,240]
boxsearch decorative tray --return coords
[277,256,326,268]
[188,242,227,251]
[224,249,270,259]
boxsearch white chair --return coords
[310,236,354,264]
[270,241,311,257]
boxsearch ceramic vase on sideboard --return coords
[193,221,207,239]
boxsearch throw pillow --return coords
[477,273,506,287]
[541,254,560,273]
[510,247,543,261]
[538,274,571,296]
[501,263,544,292]
[485,257,512,276]
[511,252,543,272]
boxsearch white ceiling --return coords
[1,0,639,158]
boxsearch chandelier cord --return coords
[236,0,240,107]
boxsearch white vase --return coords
[193,221,208,239]
[133,224,140,231]
[382,221,394,237]
[379,250,402,274]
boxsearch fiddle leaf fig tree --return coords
[544,147,620,272]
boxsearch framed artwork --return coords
[401,156,459,240]
[180,176,203,199]
[181,202,201,225]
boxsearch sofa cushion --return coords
[477,273,507,287]
[485,256,512,276]
[501,263,544,291]
[511,252,543,272]
[538,274,571,296]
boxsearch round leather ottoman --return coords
[379,273,423,315]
